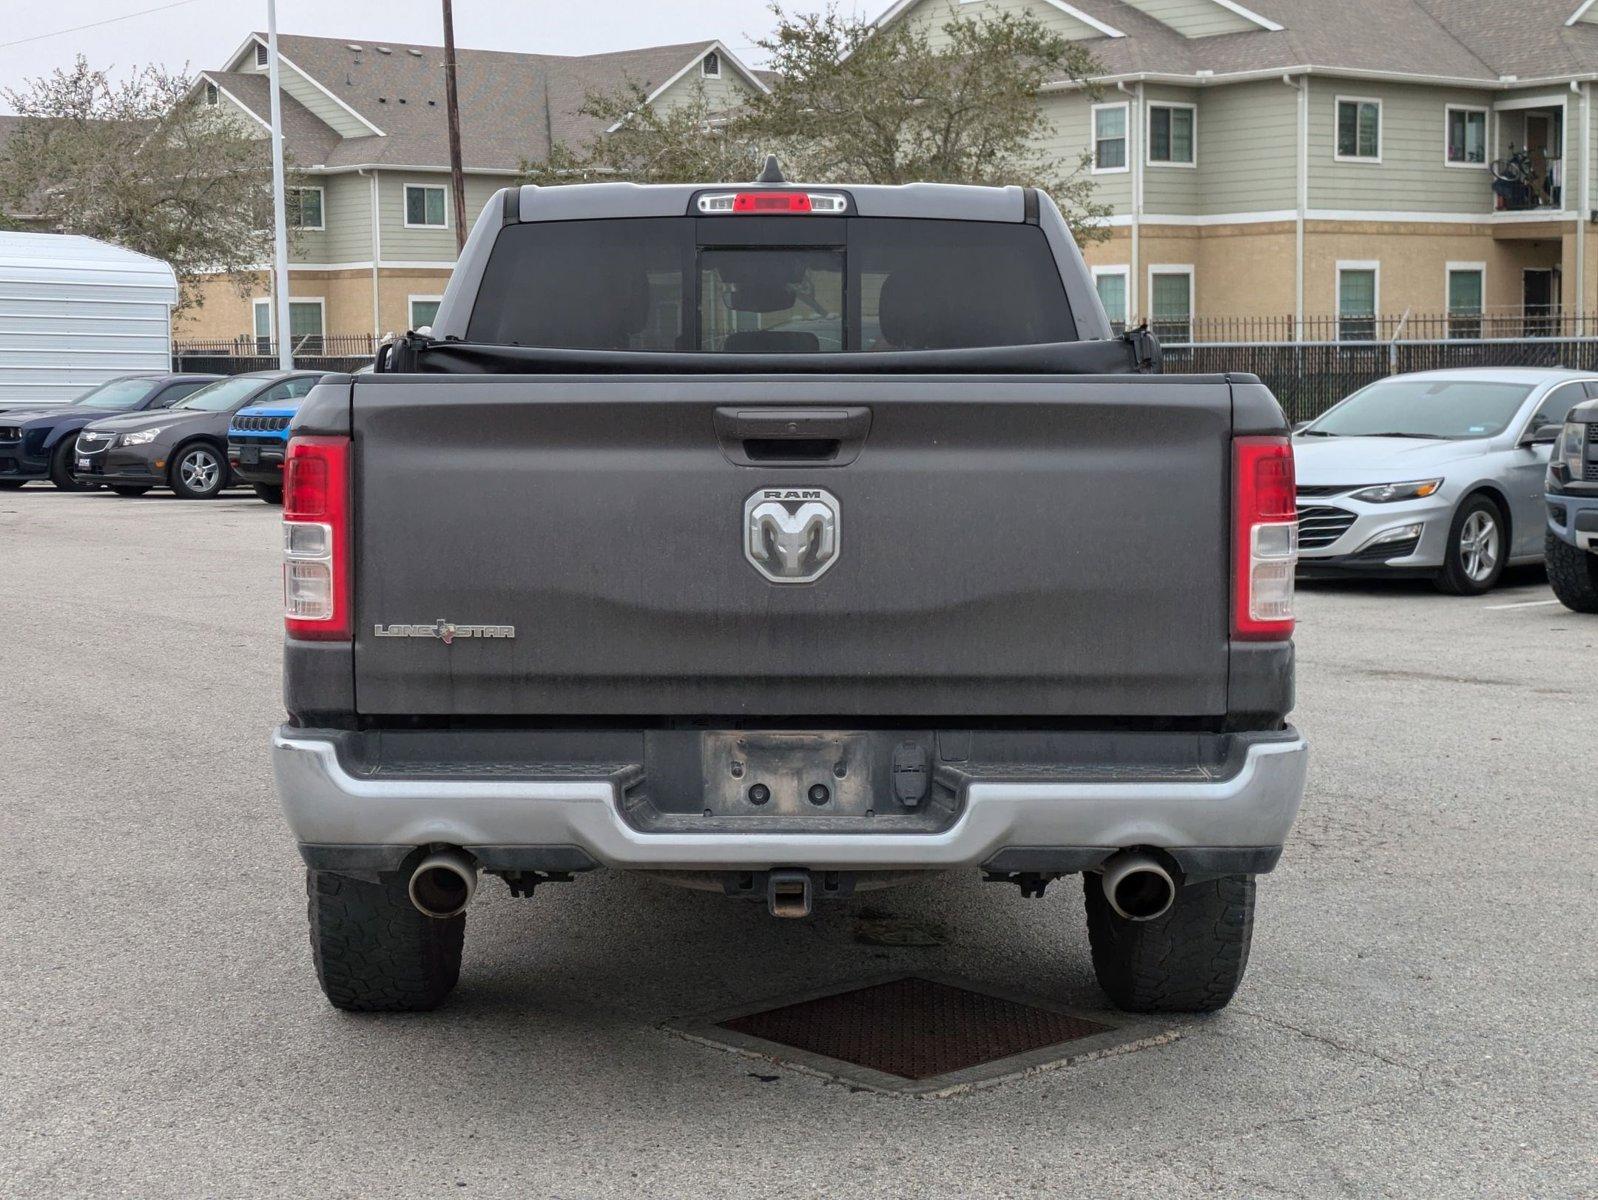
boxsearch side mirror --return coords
[1522,423,1563,447]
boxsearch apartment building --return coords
[887,0,1598,337]
[180,33,765,345]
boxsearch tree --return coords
[525,3,1109,240]
[0,57,284,312]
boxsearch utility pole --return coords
[266,0,293,369]
[442,0,467,255]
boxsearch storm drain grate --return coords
[672,974,1175,1097]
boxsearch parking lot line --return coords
[1483,598,1562,610]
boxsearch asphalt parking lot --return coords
[3,487,1594,1199]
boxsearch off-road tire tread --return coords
[1085,873,1255,1013]
[253,482,283,505]
[306,869,463,1012]
[1545,529,1598,612]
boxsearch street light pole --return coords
[442,0,467,256]
[266,0,293,369]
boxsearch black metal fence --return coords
[1131,311,1598,344]
[171,335,375,377]
[1164,335,1598,423]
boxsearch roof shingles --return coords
[255,34,728,171]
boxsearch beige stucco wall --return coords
[176,267,453,342]
[1080,219,1577,323]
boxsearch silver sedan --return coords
[1293,367,1590,594]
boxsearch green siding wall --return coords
[245,53,377,139]
[653,60,757,113]
[377,172,521,261]
[1038,92,1131,211]
[904,0,1111,45]
[283,174,372,265]
[1143,84,1201,216]
[1118,0,1256,38]
[1307,79,1498,213]
[1039,81,1296,219]
[1197,80,1297,214]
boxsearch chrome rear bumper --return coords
[274,726,1309,874]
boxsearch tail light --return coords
[283,435,350,640]
[1233,436,1297,640]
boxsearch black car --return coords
[77,371,325,499]
[0,374,221,492]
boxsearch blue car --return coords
[1546,394,1598,611]
[227,398,300,504]
[0,373,220,491]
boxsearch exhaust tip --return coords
[408,850,478,919]
[1101,851,1177,922]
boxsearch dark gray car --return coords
[76,371,324,499]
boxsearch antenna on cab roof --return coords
[755,155,786,184]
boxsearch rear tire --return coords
[252,482,284,505]
[1546,529,1598,612]
[1085,872,1255,1013]
[169,441,227,499]
[306,868,464,1012]
[49,439,94,492]
[1435,494,1506,595]
[109,485,151,497]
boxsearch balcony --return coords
[1492,106,1564,213]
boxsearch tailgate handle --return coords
[714,407,872,467]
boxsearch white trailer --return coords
[0,232,178,408]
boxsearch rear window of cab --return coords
[466,217,1077,353]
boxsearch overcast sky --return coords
[0,0,863,112]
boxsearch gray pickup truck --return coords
[272,171,1308,1016]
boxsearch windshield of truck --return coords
[466,216,1076,352]
[1304,379,1535,440]
[173,376,270,412]
[73,378,156,410]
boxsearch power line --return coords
[0,0,205,52]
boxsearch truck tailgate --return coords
[350,374,1233,717]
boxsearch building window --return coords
[204,82,219,106]
[1092,103,1129,173]
[1148,103,1196,165]
[404,184,448,228]
[1335,97,1381,161]
[250,299,324,355]
[286,187,324,230]
[1337,263,1379,340]
[252,299,272,353]
[1093,267,1128,333]
[289,300,324,353]
[409,296,443,331]
[1149,267,1193,342]
[255,42,269,68]
[1445,106,1487,166]
[1446,265,1484,338]
[702,51,720,78]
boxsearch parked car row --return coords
[0,370,328,502]
[5,363,1597,611]
[1292,367,1598,612]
